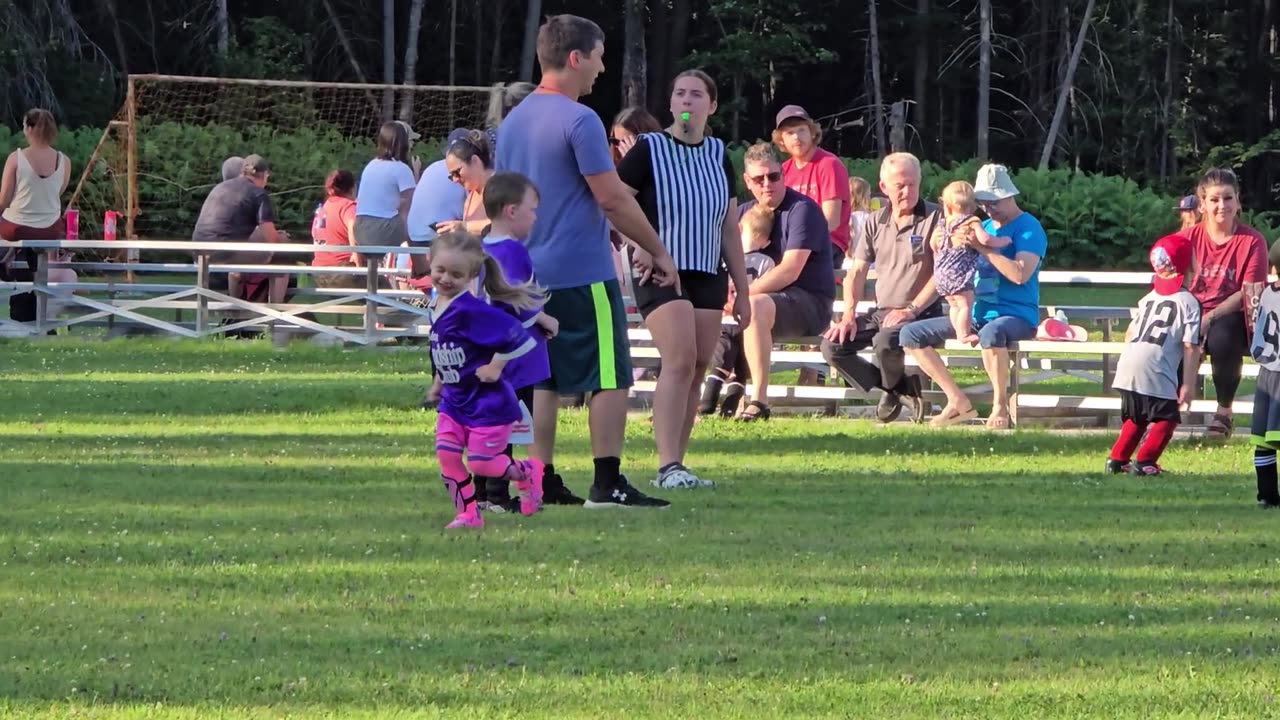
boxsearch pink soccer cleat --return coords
[445,511,484,529]
[515,459,545,516]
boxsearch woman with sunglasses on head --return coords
[436,130,495,236]
[354,122,417,271]
[1179,167,1269,438]
[615,69,752,490]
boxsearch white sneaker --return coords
[653,464,715,490]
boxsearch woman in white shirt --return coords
[354,122,417,272]
[0,109,76,322]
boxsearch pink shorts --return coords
[435,413,513,460]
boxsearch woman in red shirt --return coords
[311,169,361,288]
[1180,168,1269,438]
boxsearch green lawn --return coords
[2,339,1279,719]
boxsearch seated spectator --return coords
[192,154,289,303]
[310,169,363,289]
[354,122,416,271]
[0,109,75,323]
[1176,194,1200,231]
[900,164,1047,430]
[1180,167,1269,438]
[735,142,836,421]
[436,130,495,235]
[405,128,469,277]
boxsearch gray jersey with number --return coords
[1250,286,1280,372]
[1113,289,1201,399]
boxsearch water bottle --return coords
[65,209,79,240]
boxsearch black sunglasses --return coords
[608,137,621,146]
[747,171,783,185]
[448,167,463,181]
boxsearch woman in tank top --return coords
[0,109,76,323]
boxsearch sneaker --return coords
[900,377,927,424]
[1105,458,1132,474]
[1258,499,1280,509]
[445,512,484,529]
[542,472,585,506]
[698,377,723,416]
[585,476,671,509]
[653,463,716,490]
[1131,461,1163,477]
[720,382,746,417]
[876,391,903,423]
[514,459,545,516]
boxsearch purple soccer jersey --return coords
[481,236,551,390]
[429,291,537,427]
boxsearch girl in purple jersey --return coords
[426,231,546,529]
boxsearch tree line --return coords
[3,0,1278,212]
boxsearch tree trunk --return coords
[670,0,691,77]
[382,0,395,122]
[976,0,992,161]
[1038,0,1095,169]
[1158,0,1175,180]
[215,0,229,56]
[519,0,543,82]
[319,0,382,117]
[449,0,458,86]
[490,0,506,81]
[474,0,485,84]
[868,0,887,157]
[731,73,742,143]
[649,0,669,112]
[622,0,647,108]
[398,0,426,122]
[913,0,928,153]
[98,0,129,74]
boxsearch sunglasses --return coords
[448,167,464,181]
[747,171,783,186]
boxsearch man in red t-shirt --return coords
[774,105,851,269]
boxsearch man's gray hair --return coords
[742,142,780,167]
[221,156,244,182]
[880,152,921,181]
[241,154,270,177]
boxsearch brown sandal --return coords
[1206,412,1234,438]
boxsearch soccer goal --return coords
[67,74,499,243]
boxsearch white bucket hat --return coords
[973,163,1020,202]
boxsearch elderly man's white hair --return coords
[221,156,245,182]
[879,152,921,180]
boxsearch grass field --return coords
[3,339,1279,719]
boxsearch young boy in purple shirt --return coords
[427,231,547,529]
[473,173,559,511]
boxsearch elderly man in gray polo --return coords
[819,152,943,423]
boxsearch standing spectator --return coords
[1179,167,1269,438]
[820,152,942,423]
[406,129,469,278]
[191,154,289,304]
[617,69,751,490]
[609,107,663,291]
[354,122,416,270]
[0,109,74,323]
[900,164,1047,430]
[774,105,851,264]
[437,131,496,235]
[221,156,245,182]
[735,143,836,420]
[1176,195,1200,231]
[848,176,871,262]
[495,14,678,508]
[310,169,362,289]
[486,82,536,148]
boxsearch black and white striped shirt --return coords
[616,132,737,275]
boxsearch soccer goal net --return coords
[69,74,497,243]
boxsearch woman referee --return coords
[618,69,751,490]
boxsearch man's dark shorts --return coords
[539,279,634,394]
[769,286,833,339]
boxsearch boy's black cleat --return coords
[542,472,585,506]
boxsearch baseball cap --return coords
[1149,234,1192,296]
[1036,317,1088,342]
[395,120,421,142]
[1175,195,1198,211]
[443,128,471,159]
[774,105,811,128]
[973,164,1019,202]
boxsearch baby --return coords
[932,180,1009,344]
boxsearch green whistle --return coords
[681,112,691,122]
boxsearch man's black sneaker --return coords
[585,476,671,509]
[542,473,585,506]
[900,376,927,424]
[1105,458,1132,474]
[1131,461,1162,477]
[876,391,903,423]
[699,376,723,415]
[720,382,746,417]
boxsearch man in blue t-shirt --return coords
[900,164,1047,430]
[732,142,835,421]
[494,14,678,509]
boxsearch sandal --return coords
[929,404,979,427]
[736,400,771,422]
[1206,412,1234,438]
